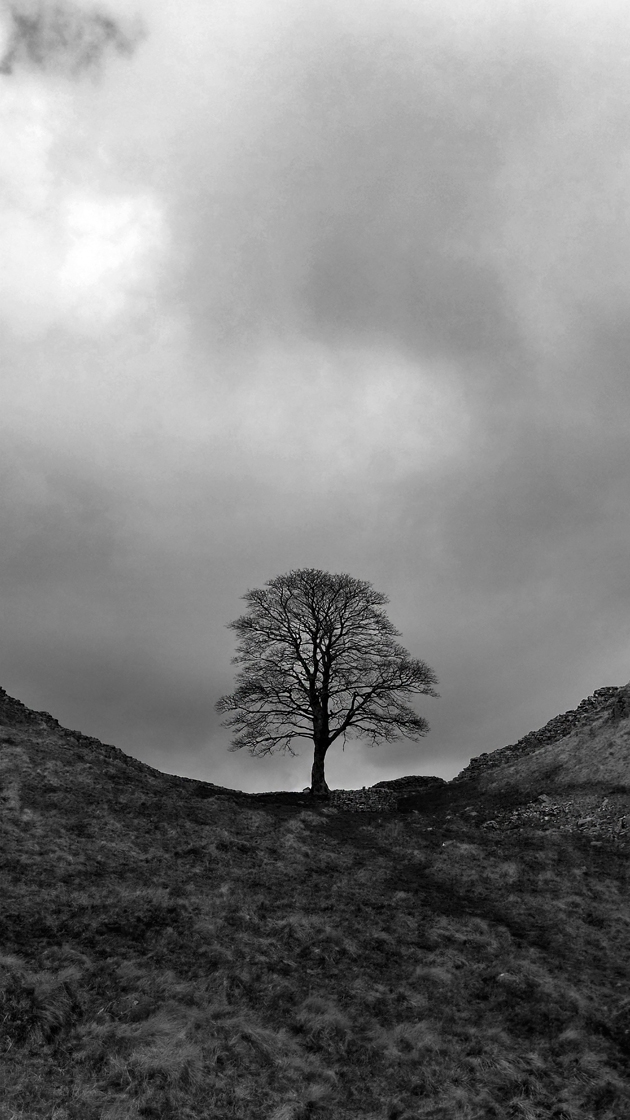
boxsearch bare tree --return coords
[216,568,439,796]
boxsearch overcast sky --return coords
[1,0,629,793]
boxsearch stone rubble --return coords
[469,793,628,843]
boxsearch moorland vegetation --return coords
[1,683,630,1119]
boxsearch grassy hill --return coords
[1,685,629,1119]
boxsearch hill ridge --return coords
[2,682,629,800]
[452,684,625,784]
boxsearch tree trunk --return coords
[308,691,331,796]
[310,733,330,796]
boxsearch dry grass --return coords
[1,725,630,1119]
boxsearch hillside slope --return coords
[453,684,630,792]
[1,684,630,1120]
[390,684,630,845]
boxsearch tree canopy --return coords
[216,568,439,795]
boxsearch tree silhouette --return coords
[216,568,438,796]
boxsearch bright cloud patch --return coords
[59,192,163,324]
[0,75,164,334]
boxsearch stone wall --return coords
[453,687,621,784]
[328,776,446,812]
[329,786,400,812]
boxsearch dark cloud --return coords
[0,0,144,76]
[174,9,560,375]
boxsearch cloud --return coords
[0,40,164,333]
[0,0,143,76]
[58,190,163,324]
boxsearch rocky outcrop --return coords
[453,687,622,784]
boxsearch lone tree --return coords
[216,568,438,796]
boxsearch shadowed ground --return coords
[1,686,629,1119]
